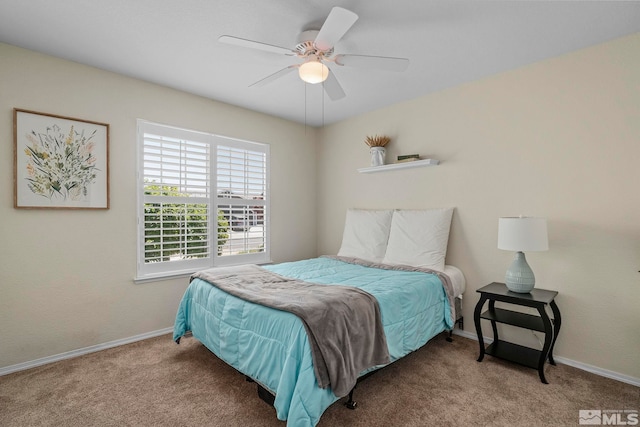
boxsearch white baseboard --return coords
[451,329,640,387]
[2,326,638,389]
[552,356,640,388]
[0,327,173,377]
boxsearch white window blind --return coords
[216,144,267,259]
[136,121,270,281]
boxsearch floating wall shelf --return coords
[357,158,439,174]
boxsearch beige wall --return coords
[0,43,318,368]
[316,33,640,380]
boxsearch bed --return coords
[173,208,465,427]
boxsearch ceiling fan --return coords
[219,7,409,101]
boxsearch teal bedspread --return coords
[173,257,452,427]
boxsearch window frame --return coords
[135,120,270,282]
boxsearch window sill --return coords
[134,271,194,285]
[134,259,274,284]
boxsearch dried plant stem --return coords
[364,135,390,147]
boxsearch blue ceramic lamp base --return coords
[505,251,535,293]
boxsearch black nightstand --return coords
[474,282,561,384]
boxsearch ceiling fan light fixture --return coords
[298,57,329,84]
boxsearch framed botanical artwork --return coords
[14,109,110,209]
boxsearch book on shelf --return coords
[396,154,420,163]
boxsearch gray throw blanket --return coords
[191,264,390,397]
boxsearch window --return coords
[136,120,269,281]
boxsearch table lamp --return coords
[497,216,548,293]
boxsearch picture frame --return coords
[14,109,110,209]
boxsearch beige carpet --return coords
[0,333,637,426]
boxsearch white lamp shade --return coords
[498,217,548,252]
[298,58,329,84]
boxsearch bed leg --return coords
[446,317,464,342]
[345,387,357,410]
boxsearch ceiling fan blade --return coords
[334,54,410,72]
[314,7,358,52]
[249,65,298,88]
[218,35,295,56]
[322,70,346,101]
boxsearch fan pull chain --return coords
[304,82,308,133]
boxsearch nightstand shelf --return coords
[480,307,547,333]
[474,282,562,384]
[485,340,541,370]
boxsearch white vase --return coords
[370,147,386,167]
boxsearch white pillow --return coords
[337,209,393,263]
[382,208,454,272]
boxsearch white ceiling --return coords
[1,1,639,127]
